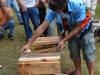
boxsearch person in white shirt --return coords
[17,0,40,41]
[82,0,97,17]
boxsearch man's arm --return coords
[17,0,25,8]
[90,0,97,16]
[17,0,27,12]
[21,9,56,53]
[27,20,50,45]
[21,20,50,53]
[34,0,39,7]
[64,21,82,40]
[57,21,82,50]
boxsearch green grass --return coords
[0,3,100,75]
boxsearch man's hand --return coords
[34,3,39,7]
[21,44,30,54]
[57,40,65,51]
[22,6,27,12]
[1,2,6,9]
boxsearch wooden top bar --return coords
[19,53,60,62]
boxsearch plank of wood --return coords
[18,61,61,74]
[19,53,60,62]
[20,52,60,58]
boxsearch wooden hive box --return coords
[18,53,61,75]
[30,36,60,53]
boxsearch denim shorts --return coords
[68,29,96,62]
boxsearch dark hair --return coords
[49,0,67,11]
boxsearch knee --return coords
[9,20,15,27]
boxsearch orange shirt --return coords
[0,8,13,25]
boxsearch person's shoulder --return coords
[69,0,83,5]
[68,0,85,10]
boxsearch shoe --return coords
[0,65,2,69]
[8,34,14,40]
[20,22,24,25]
[0,30,4,38]
[0,35,4,38]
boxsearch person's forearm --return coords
[36,0,39,4]
[27,20,50,45]
[17,0,25,7]
[63,26,82,42]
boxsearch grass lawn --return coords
[0,3,100,75]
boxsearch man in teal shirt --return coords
[21,0,95,75]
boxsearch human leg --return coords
[68,37,82,75]
[38,7,46,24]
[6,0,11,7]
[38,7,48,36]
[4,20,15,40]
[80,29,96,75]
[0,30,4,38]
[73,58,82,75]
[20,8,32,39]
[86,61,94,75]
[29,7,40,30]
[11,0,23,24]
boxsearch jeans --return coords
[4,20,15,35]
[38,7,48,36]
[20,7,40,39]
[6,0,23,23]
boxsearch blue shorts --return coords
[68,29,96,62]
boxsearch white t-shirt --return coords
[82,0,91,8]
[22,0,36,7]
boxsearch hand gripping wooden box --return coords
[18,53,61,75]
[30,36,61,53]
